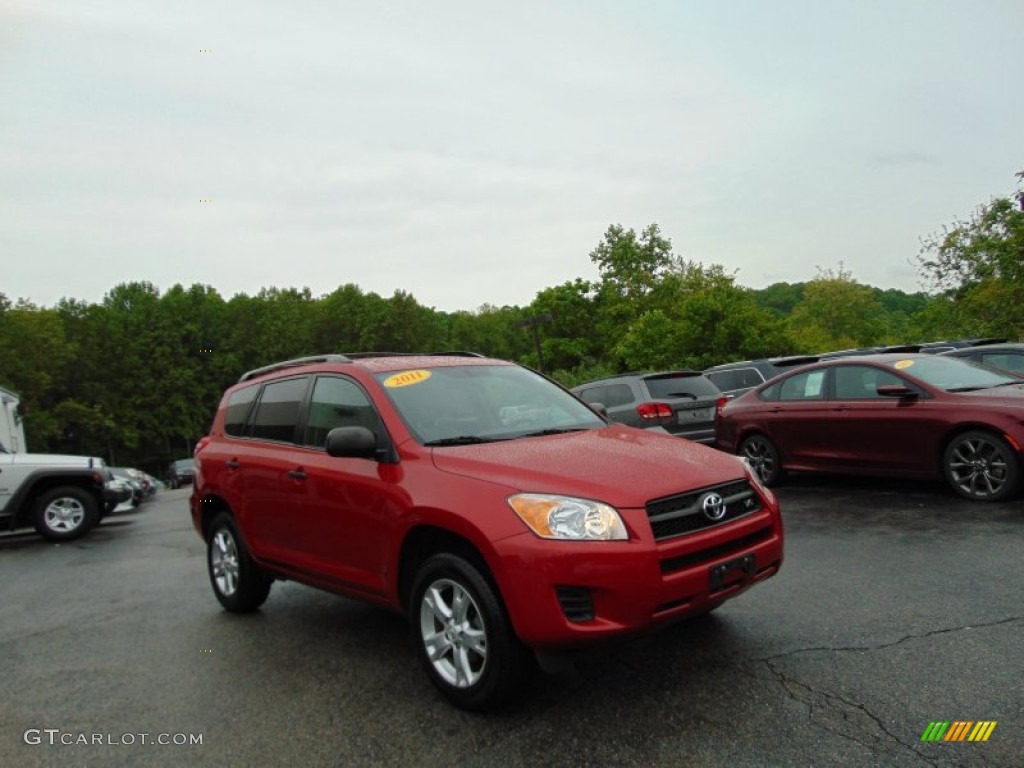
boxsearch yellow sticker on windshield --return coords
[383,369,432,388]
[894,360,914,370]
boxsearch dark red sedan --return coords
[715,354,1024,501]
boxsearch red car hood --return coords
[430,424,748,508]
[959,385,1024,405]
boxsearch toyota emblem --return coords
[700,492,727,521]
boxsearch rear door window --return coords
[248,377,310,443]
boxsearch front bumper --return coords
[493,504,783,649]
[103,482,133,506]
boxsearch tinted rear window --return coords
[644,375,719,398]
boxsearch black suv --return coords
[571,371,723,443]
[166,459,196,489]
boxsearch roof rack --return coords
[238,351,487,382]
[337,351,486,359]
[238,354,352,382]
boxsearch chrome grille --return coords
[646,479,761,541]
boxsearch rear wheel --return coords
[207,514,272,612]
[739,434,785,486]
[943,430,1019,501]
[34,486,100,542]
[410,553,533,711]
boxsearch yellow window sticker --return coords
[383,369,432,388]
[894,360,914,370]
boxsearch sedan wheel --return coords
[943,431,1020,501]
[740,434,784,486]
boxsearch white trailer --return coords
[0,385,27,453]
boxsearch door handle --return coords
[288,469,307,481]
[226,459,240,469]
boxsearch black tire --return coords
[206,514,272,612]
[33,486,100,542]
[409,553,534,711]
[943,430,1020,502]
[739,434,785,486]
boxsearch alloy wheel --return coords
[419,578,488,688]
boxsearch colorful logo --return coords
[920,721,997,742]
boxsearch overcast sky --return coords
[2,1,1022,312]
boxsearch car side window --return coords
[224,384,259,437]
[982,353,1024,374]
[303,376,379,448]
[577,386,605,405]
[603,384,634,407]
[778,370,826,401]
[708,368,764,392]
[248,377,310,443]
[833,365,904,400]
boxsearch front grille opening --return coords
[659,526,773,574]
[555,586,595,622]
[646,480,762,541]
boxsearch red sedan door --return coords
[816,363,945,475]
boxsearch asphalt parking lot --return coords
[1,480,1021,768]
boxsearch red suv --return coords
[190,353,784,710]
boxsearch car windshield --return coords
[376,364,605,445]
[890,356,1021,392]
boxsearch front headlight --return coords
[508,494,628,541]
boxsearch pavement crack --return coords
[759,657,938,766]
[760,615,1023,662]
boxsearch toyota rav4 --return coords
[190,353,784,710]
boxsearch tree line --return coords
[2,175,1021,472]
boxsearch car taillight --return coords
[715,396,729,418]
[195,437,211,456]
[636,402,673,420]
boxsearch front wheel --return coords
[34,486,100,542]
[739,434,785,486]
[943,430,1020,501]
[410,553,533,711]
[207,514,272,612]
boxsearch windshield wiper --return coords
[947,384,1019,392]
[423,435,505,446]
[516,427,589,438]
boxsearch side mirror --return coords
[877,385,919,399]
[587,401,609,418]
[325,426,378,459]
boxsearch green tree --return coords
[786,266,888,352]
[915,190,1024,338]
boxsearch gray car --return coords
[571,371,723,444]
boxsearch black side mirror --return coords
[877,385,919,399]
[325,427,378,459]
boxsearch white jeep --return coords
[0,449,124,541]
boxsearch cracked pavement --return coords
[1,477,1021,767]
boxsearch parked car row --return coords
[107,467,160,511]
[180,343,1021,712]
[569,341,1024,503]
